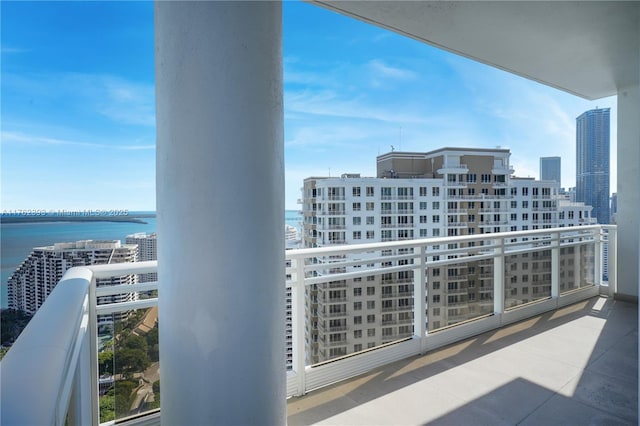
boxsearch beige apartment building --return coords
[302,147,595,363]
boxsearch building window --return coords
[354,344,362,352]
[353,231,361,240]
[367,286,375,296]
[367,300,375,309]
[354,301,362,310]
[352,202,361,211]
[432,215,440,223]
[354,316,362,324]
[353,330,362,339]
[432,229,440,237]
[432,294,440,303]
[330,348,347,357]
[353,287,362,297]
[352,187,361,197]
[366,216,375,225]
[367,328,376,337]
[366,231,374,239]
[419,187,427,196]
[420,202,427,210]
[366,187,374,196]
[367,314,376,324]
[366,202,375,211]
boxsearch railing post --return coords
[608,227,617,297]
[68,298,92,426]
[551,231,560,300]
[594,227,602,287]
[493,237,504,316]
[294,257,307,396]
[414,246,427,354]
[88,276,100,425]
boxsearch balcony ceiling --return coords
[311,1,639,100]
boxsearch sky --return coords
[1,1,617,211]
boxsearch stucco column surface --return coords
[155,1,285,424]
[616,84,639,301]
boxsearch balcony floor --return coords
[288,296,638,425]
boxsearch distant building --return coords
[302,147,596,363]
[576,108,610,224]
[610,193,618,224]
[126,232,158,283]
[8,240,138,315]
[561,187,577,203]
[540,156,561,187]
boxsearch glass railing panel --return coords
[427,258,493,332]
[303,248,417,366]
[99,307,160,423]
[560,244,596,294]
[505,249,552,309]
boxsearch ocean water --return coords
[0,211,301,309]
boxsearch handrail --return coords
[0,227,616,425]
[1,267,92,426]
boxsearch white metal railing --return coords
[0,261,158,426]
[1,226,616,425]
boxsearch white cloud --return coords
[368,59,417,81]
[2,72,155,127]
[1,45,29,54]
[286,89,431,124]
[1,131,155,151]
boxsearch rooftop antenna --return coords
[328,167,331,177]
[390,145,395,152]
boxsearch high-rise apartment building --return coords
[7,240,138,315]
[540,156,561,187]
[302,147,596,363]
[576,108,610,224]
[126,232,158,283]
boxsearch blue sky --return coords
[1,1,617,211]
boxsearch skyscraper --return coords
[126,232,158,283]
[8,240,138,315]
[540,156,561,186]
[576,108,610,224]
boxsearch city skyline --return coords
[1,1,617,211]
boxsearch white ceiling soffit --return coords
[311,1,639,100]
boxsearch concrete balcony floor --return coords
[288,297,638,425]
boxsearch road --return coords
[129,362,160,413]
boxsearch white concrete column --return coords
[155,2,285,424]
[616,84,640,301]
